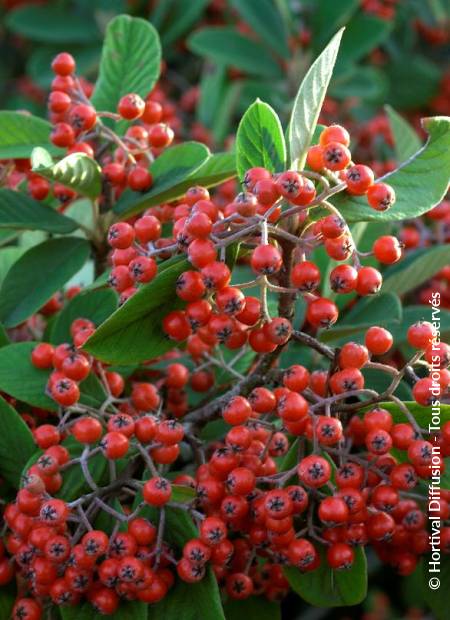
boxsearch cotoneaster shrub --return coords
[0,14,448,620]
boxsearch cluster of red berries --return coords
[307,124,396,211]
[3,493,176,617]
[25,52,176,206]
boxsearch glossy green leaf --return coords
[0,324,9,348]
[32,147,102,199]
[312,0,359,50]
[61,600,147,620]
[0,584,16,620]
[84,257,189,364]
[189,151,236,187]
[284,546,367,607]
[386,55,440,111]
[333,117,450,222]
[0,341,56,410]
[229,0,289,58]
[422,555,450,620]
[188,27,283,79]
[148,572,225,620]
[0,189,77,233]
[338,14,392,65]
[0,395,35,487]
[0,237,90,327]
[160,0,209,47]
[382,245,450,296]
[197,64,228,129]
[289,29,344,169]
[114,144,233,217]
[321,292,402,343]
[50,288,118,344]
[5,5,99,43]
[224,597,280,620]
[0,247,26,287]
[91,15,161,114]
[331,66,387,101]
[361,401,450,427]
[385,105,422,162]
[0,111,61,159]
[236,99,286,180]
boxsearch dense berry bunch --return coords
[0,40,448,620]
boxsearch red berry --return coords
[306,297,339,328]
[345,164,374,194]
[291,261,320,291]
[356,266,382,295]
[373,235,402,264]
[108,222,135,249]
[128,167,153,192]
[365,326,393,355]
[322,141,351,171]
[367,182,396,211]
[320,124,350,147]
[407,321,435,349]
[31,343,54,369]
[251,244,282,275]
[143,477,172,506]
[51,52,75,76]
[118,93,145,120]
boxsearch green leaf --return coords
[0,324,9,348]
[0,247,26,287]
[330,66,387,101]
[224,597,280,620]
[159,0,209,47]
[284,546,367,607]
[188,27,283,79]
[0,237,90,328]
[338,14,392,65]
[5,5,100,43]
[0,584,16,619]
[312,0,359,51]
[422,555,450,620]
[385,105,422,162]
[333,116,450,222]
[289,29,344,169]
[197,64,228,129]
[0,342,56,410]
[84,257,189,364]
[0,395,35,488]
[91,15,161,114]
[382,246,450,297]
[361,401,450,427]
[31,148,102,199]
[0,111,62,159]
[148,571,225,620]
[236,99,286,180]
[229,0,289,58]
[386,55,440,110]
[321,292,402,344]
[189,151,236,188]
[114,143,219,217]
[50,288,118,344]
[61,600,147,620]
[0,189,77,233]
